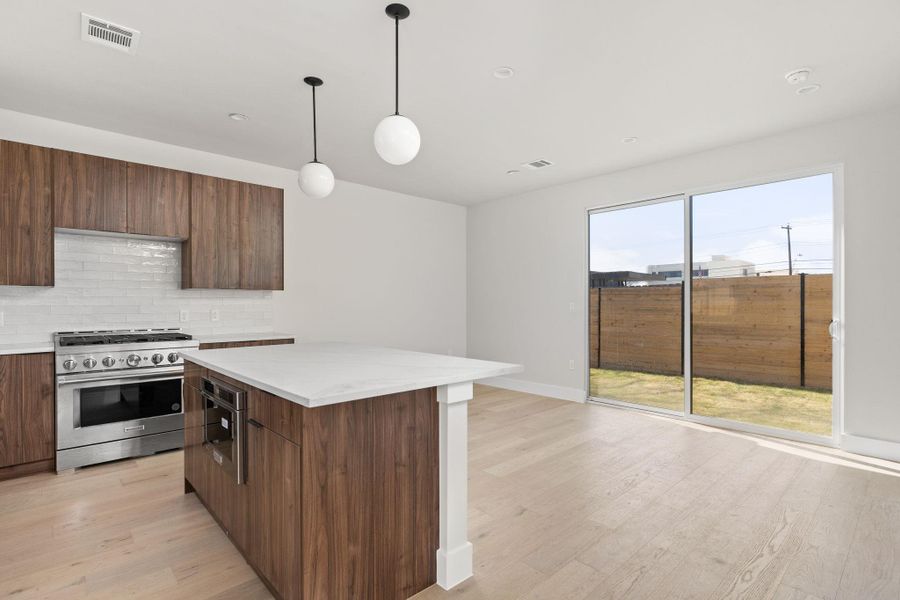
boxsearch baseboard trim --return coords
[481,377,586,403]
[841,434,900,463]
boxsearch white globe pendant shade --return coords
[374,114,420,165]
[298,161,334,199]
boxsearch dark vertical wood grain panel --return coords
[0,141,53,286]
[126,163,190,238]
[52,149,127,233]
[248,387,303,446]
[0,355,20,468]
[183,174,240,289]
[302,399,374,600]
[372,388,439,600]
[182,360,208,392]
[182,381,250,553]
[247,423,303,599]
[198,338,294,350]
[18,353,55,464]
[0,353,54,469]
[239,183,284,290]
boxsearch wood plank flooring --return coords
[2,385,899,599]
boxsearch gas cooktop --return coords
[56,329,192,347]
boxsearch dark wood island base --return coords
[183,360,439,600]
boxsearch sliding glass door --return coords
[588,196,685,414]
[588,171,838,442]
[690,174,834,436]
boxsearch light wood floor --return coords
[2,386,899,600]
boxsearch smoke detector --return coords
[784,68,811,85]
[521,158,554,170]
[81,14,141,54]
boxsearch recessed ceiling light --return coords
[506,169,520,175]
[796,84,821,95]
[493,66,515,79]
[622,136,638,144]
[785,68,812,85]
[228,112,249,121]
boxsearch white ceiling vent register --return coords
[80,13,141,54]
[521,158,554,170]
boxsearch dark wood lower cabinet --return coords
[0,353,55,473]
[198,338,294,350]
[247,421,303,599]
[183,363,439,600]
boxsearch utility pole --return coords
[781,223,793,275]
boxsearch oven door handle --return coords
[57,366,184,386]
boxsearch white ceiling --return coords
[2,1,899,205]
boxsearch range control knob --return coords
[102,356,116,367]
[151,353,164,365]
[126,354,142,368]
[63,359,77,371]
[167,352,179,363]
[83,357,97,369]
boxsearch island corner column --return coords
[436,380,474,589]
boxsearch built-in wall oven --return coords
[54,329,198,470]
[201,376,247,484]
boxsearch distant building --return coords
[647,255,755,283]
[589,271,667,288]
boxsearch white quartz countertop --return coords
[180,342,523,408]
[191,332,296,345]
[0,342,55,356]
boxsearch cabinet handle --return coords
[247,418,263,429]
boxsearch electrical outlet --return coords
[568,359,575,370]
[179,309,189,323]
[210,309,220,322]
[0,311,4,327]
[569,302,575,313]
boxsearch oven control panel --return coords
[56,345,197,375]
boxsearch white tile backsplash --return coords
[0,232,273,344]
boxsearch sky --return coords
[589,173,833,277]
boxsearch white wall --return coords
[275,180,467,355]
[0,108,467,354]
[468,106,900,452]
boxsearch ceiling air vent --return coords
[81,13,141,54]
[521,158,554,170]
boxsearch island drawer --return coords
[248,388,303,446]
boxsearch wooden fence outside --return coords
[589,274,832,390]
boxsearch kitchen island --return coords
[180,342,521,600]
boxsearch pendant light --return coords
[298,76,335,199]
[374,3,420,165]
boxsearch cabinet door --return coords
[247,423,303,600]
[0,141,53,287]
[53,149,127,233]
[0,353,54,468]
[126,163,190,238]
[239,183,284,290]
[183,174,240,289]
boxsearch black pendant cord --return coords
[394,16,399,116]
[311,85,318,162]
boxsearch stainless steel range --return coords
[54,328,199,471]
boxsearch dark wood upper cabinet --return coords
[183,174,241,289]
[184,176,284,290]
[0,353,55,470]
[240,183,284,290]
[0,141,54,287]
[52,149,127,233]
[126,163,190,239]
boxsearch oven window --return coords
[204,399,236,462]
[79,378,182,427]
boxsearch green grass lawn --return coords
[590,368,832,436]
